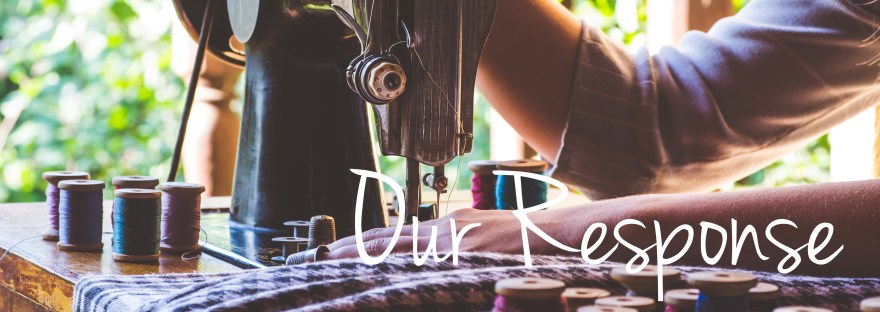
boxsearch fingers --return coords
[326,236,435,260]
[330,225,412,250]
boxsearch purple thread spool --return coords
[595,296,656,312]
[42,171,90,241]
[159,182,205,255]
[563,288,611,312]
[467,160,499,210]
[748,282,779,312]
[664,289,699,312]
[57,179,105,252]
[687,271,757,312]
[111,176,159,242]
[493,277,566,312]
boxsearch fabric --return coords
[550,0,880,200]
[73,253,880,311]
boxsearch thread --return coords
[695,293,748,312]
[112,189,161,262]
[495,160,549,210]
[493,278,566,312]
[159,182,205,255]
[664,289,699,312]
[57,180,105,251]
[687,271,756,312]
[468,160,499,210]
[42,171,89,241]
[110,176,159,243]
[493,295,565,312]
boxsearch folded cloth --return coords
[73,253,880,311]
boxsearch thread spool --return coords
[595,296,656,312]
[578,307,638,312]
[42,171,90,241]
[495,159,549,210]
[748,282,780,312]
[271,237,308,263]
[307,215,337,250]
[862,296,880,312]
[468,160,499,210]
[664,289,699,312]
[112,189,161,262]
[57,180,105,252]
[687,271,757,312]
[159,182,205,255]
[563,288,611,312]
[493,277,566,312]
[284,220,310,237]
[110,176,159,241]
[772,307,832,312]
[611,265,681,304]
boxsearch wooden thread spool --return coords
[57,179,105,252]
[42,171,90,241]
[664,289,699,312]
[495,159,549,210]
[595,296,656,312]
[159,182,205,255]
[563,288,611,312]
[748,282,780,312]
[611,265,681,305]
[492,277,566,312]
[862,296,880,312]
[578,306,639,312]
[112,189,161,263]
[772,307,833,312]
[467,160,500,210]
[111,176,160,189]
[687,271,757,312]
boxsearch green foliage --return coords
[0,0,182,201]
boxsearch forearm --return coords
[476,0,581,160]
[554,180,880,277]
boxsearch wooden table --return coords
[0,190,589,311]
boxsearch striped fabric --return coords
[73,253,880,311]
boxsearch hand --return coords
[325,208,581,260]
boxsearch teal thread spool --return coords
[112,189,161,262]
[495,159,549,210]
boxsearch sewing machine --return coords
[172,0,496,266]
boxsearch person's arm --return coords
[480,0,880,199]
[326,180,880,277]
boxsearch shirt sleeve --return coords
[549,0,880,200]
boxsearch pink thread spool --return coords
[563,288,611,312]
[158,182,205,255]
[664,289,699,312]
[42,171,90,241]
[493,277,566,312]
[468,160,499,210]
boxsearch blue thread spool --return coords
[563,288,611,312]
[687,271,756,312]
[611,265,681,311]
[495,159,549,210]
[112,189,161,262]
[493,277,566,312]
[748,283,779,312]
[664,289,699,312]
[578,306,638,312]
[42,171,90,241]
[57,180,105,252]
[595,296,656,312]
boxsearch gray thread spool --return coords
[307,215,336,250]
[286,245,329,265]
[271,236,308,262]
[283,220,310,238]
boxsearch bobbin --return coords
[577,306,638,312]
[664,289,699,312]
[42,171,90,241]
[772,307,833,312]
[467,160,501,175]
[283,220,311,238]
[611,265,681,297]
[286,245,330,265]
[563,288,611,312]
[497,159,548,173]
[57,179,105,252]
[862,297,880,312]
[594,296,656,312]
[686,271,757,297]
[112,176,160,189]
[158,182,205,255]
[495,277,566,300]
[112,188,161,263]
[749,282,780,311]
[271,236,308,263]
